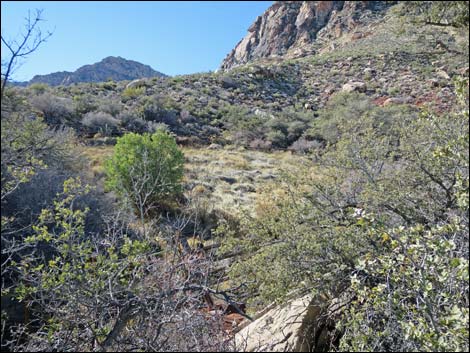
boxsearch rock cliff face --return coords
[220,1,395,70]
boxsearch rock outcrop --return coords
[220,1,395,70]
[234,294,345,352]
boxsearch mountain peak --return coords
[29,56,166,86]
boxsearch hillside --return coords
[26,56,166,86]
[19,3,467,147]
[1,1,469,352]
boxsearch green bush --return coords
[122,86,145,101]
[105,131,184,213]
[29,83,49,95]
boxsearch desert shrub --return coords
[249,138,272,151]
[222,105,267,146]
[73,93,98,115]
[4,168,107,236]
[5,178,228,352]
[265,129,287,148]
[1,113,76,205]
[118,111,152,133]
[30,93,75,126]
[286,120,308,143]
[180,110,197,124]
[339,79,469,352]
[339,220,469,352]
[219,78,469,351]
[98,99,123,117]
[81,111,120,136]
[266,118,288,133]
[288,137,323,154]
[105,131,184,214]
[198,124,221,139]
[400,1,469,28]
[29,83,49,95]
[100,80,117,90]
[122,86,145,100]
[139,102,179,126]
[310,92,410,147]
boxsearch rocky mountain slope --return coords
[220,1,395,70]
[28,56,166,86]
[15,1,468,149]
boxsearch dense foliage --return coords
[218,78,469,351]
[105,130,184,213]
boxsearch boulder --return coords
[235,293,342,352]
[126,79,147,89]
[363,67,376,76]
[351,32,364,40]
[220,76,238,89]
[342,81,367,93]
[383,96,412,106]
[235,295,313,352]
[208,143,222,150]
[436,69,451,80]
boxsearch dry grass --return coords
[80,144,309,214]
[80,145,114,179]
[183,146,309,214]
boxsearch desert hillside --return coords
[1,1,469,352]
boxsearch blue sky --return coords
[1,1,272,81]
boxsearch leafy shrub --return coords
[122,86,145,100]
[339,221,469,352]
[266,129,287,148]
[73,93,98,115]
[105,131,184,213]
[100,80,117,90]
[29,83,49,95]
[309,92,371,144]
[286,120,308,143]
[81,111,120,136]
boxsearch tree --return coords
[105,130,184,220]
[1,9,53,98]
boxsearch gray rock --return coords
[436,69,451,80]
[208,143,222,150]
[342,81,367,93]
[126,79,147,89]
[220,76,238,89]
[383,96,412,106]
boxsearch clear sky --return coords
[1,1,272,81]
